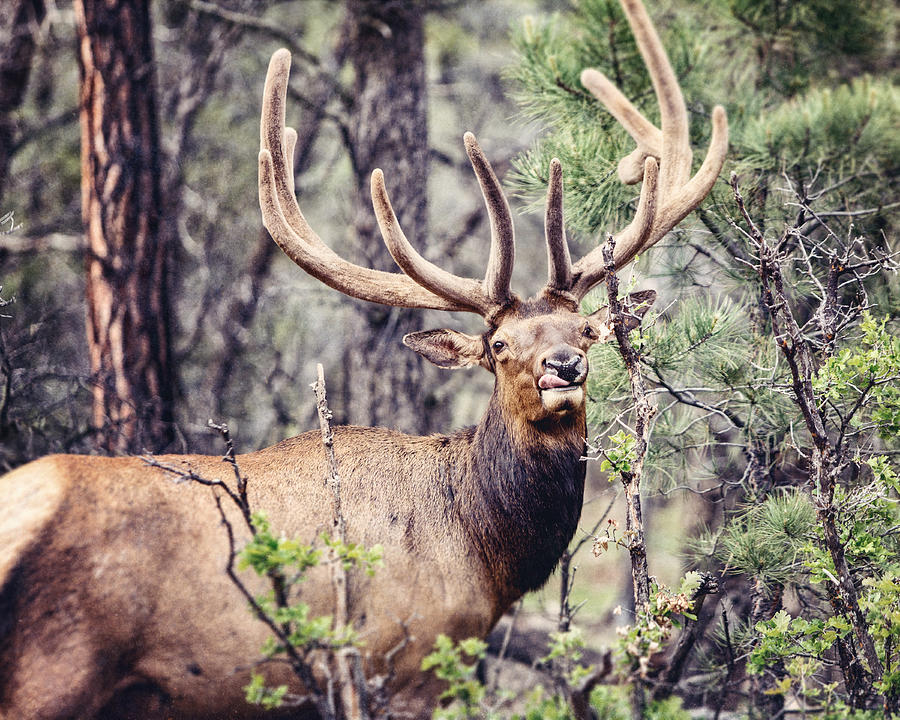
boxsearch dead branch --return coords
[312,364,370,720]
[602,234,654,720]
[731,173,887,710]
[602,235,652,612]
[144,426,335,719]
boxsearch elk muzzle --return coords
[537,346,587,413]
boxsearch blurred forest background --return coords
[1,0,898,717]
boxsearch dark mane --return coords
[464,395,586,601]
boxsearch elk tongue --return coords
[539,373,572,390]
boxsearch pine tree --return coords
[509,0,899,715]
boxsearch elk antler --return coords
[258,49,515,318]
[371,132,516,312]
[561,0,728,300]
[260,0,726,318]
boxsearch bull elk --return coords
[0,1,726,717]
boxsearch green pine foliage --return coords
[716,491,816,586]
[734,77,900,246]
[713,0,893,94]
[740,78,899,180]
[585,293,796,492]
[506,0,714,235]
[508,0,898,715]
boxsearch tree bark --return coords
[75,0,174,453]
[0,0,46,205]
[338,0,449,434]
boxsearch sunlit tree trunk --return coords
[75,0,174,453]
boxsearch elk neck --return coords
[456,389,586,611]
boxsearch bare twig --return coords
[731,173,887,710]
[712,606,737,720]
[602,234,654,720]
[144,427,335,719]
[312,364,370,720]
[207,420,250,523]
[487,600,521,694]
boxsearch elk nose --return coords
[542,349,587,384]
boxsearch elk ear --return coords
[403,329,486,370]
[589,289,657,341]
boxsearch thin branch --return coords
[144,428,334,718]
[731,173,887,708]
[312,364,370,720]
[487,600,521,694]
[603,234,655,720]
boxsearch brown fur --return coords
[0,294,651,719]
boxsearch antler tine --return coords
[666,105,728,225]
[545,158,573,292]
[565,0,728,300]
[622,0,692,191]
[463,133,515,306]
[370,170,492,314]
[579,69,661,185]
[282,126,297,196]
[260,50,316,248]
[370,132,522,316]
[570,156,658,299]
[259,49,477,312]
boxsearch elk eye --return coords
[492,340,506,353]
[582,325,597,339]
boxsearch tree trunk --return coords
[0,0,45,205]
[75,0,174,453]
[338,0,450,435]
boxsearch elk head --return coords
[258,28,727,428]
